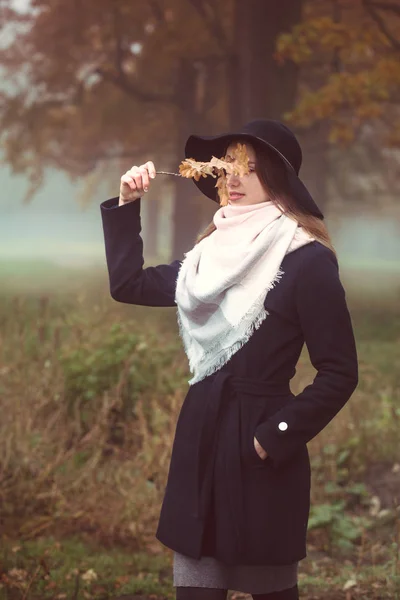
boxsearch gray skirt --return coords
[173,552,298,594]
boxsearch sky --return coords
[11,0,30,11]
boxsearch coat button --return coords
[278,421,288,431]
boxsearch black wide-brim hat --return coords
[185,119,324,220]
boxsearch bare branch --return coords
[148,0,167,25]
[368,1,400,16]
[94,67,172,103]
[187,0,229,52]
[97,3,173,104]
[112,2,124,79]
[363,0,400,49]
[332,0,343,73]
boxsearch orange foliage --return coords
[276,0,400,145]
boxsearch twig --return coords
[21,565,41,600]
[363,0,400,49]
[155,170,182,177]
[72,570,80,600]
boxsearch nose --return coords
[226,170,240,187]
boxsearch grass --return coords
[0,268,399,599]
[0,537,174,599]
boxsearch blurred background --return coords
[0,1,399,599]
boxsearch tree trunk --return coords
[170,59,211,261]
[298,124,331,215]
[297,0,342,215]
[228,0,329,215]
[231,0,303,123]
[143,196,160,259]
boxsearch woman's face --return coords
[225,142,269,206]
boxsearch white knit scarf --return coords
[175,200,314,385]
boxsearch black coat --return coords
[100,197,359,566]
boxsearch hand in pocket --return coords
[254,436,268,460]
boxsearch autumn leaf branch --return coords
[156,143,250,205]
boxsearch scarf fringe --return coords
[177,268,284,386]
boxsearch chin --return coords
[229,198,248,206]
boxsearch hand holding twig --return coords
[118,144,250,206]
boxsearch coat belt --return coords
[193,370,291,557]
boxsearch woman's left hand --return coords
[254,437,268,460]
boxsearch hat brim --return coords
[184,133,324,220]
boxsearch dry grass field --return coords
[0,262,399,599]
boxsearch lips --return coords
[229,192,245,200]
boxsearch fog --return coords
[1,167,399,271]
[0,166,106,267]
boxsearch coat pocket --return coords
[240,394,293,469]
[249,431,268,467]
[240,399,268,468]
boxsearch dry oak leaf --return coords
[179,158,213,181]
[179,143,250,207]
[209,156,230,172]
[215,169,229,206]
[228,143,250,176]
[179,143,250,182]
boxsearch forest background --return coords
[0,1,399,599]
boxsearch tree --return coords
[0,0,173,190]
[276,0,400,143]
[273,0,400,209]
[0,0,307,259]
[0,0,223,258]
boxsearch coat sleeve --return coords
[254,246,359,468]
[100,197,182,307]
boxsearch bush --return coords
[60,322,186,438]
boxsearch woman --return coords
[100,120,358,600]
